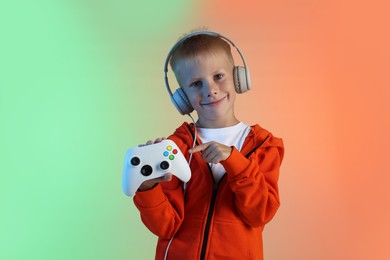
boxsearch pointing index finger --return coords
[188,143,209,153]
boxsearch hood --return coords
[169,122,284,161]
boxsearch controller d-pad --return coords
[160,161,170,170]
[141,165,153,176]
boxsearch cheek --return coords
[227,88,237,101]
[188,95,200,108]
[182,89,198,105]
[222,78,235,91]
[223,81,235,93]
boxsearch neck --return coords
[196,117,240,129]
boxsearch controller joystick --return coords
[122,140,191,196]
[140,165,153,176]
[160,161,170,170]
[131,157,140,166]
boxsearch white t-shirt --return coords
[197,122,251,183]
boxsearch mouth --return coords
[201,96,227,106]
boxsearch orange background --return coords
[194,0,390,259]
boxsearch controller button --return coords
[160,161,170,170]
[172,149,178,154]
[141,165,153,176]
[169,155,174,160]
[130,157,141,166]
[167,145,172,151]
[163,151,169,157]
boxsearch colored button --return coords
[163,151,169,157]
[169,155,174,160]
[172,149,178,154]
[167,145,172,151]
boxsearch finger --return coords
[162,172,173,182]
[200,143,217,158]
[154,137,166,143]
[152,173,173,184]
[210,154,221,164]
[203,150,220,164]
[189,143,210,153]
[138,173,173,191]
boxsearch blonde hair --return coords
[169,33,235,77]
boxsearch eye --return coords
[214,74,224,80]
[190,80,202,88]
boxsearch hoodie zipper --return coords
[198,134,269,260]
[186,124,218,260]
[200,164,220,260]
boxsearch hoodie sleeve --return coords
[133,176,185,239]
[221,135,284,227]
[133,136,188,239]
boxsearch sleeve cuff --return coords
[221,147,250,177]
[133,184,167,208]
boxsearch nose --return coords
[203,80,218,97]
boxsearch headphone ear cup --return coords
[233,66,251,93]
[171,88,194,115]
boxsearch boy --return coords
[133,30,284,259]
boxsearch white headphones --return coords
[164,30,252,115]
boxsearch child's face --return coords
[175,51,239,128]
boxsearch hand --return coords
[137,137,171,192]
[188,141,232,164]
[138,173,173,192]
[139,137,166,147]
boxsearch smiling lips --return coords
[201,96,227,106]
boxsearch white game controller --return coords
[122,139,191,196]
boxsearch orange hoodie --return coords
[134,122,284,260]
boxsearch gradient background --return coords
[1,0,389,259]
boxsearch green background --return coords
[0,1,196,259]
